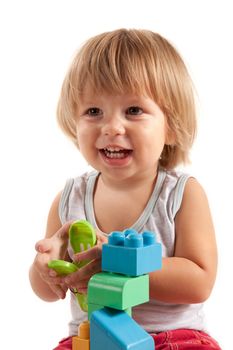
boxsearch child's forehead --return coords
[79,82,152,104]
[79,89,151,105]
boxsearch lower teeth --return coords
[104,150,128,159]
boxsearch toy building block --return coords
[90,307,154,350]
[102,229,162,276]
[72,321,90,350]
[88,272,149,311]
[88,302,131,320]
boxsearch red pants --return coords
[53,329,221,349]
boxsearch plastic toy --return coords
[88,302,132,320]
[88,272,149,313]
[102,229,162,276]
[69,220,97,268]
[72,321,90,350]
[90,307,154,350]
[48,220,96,311]
[47,260,78,275]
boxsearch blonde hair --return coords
[57,28,197,169]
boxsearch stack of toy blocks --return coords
[84,228,162,350]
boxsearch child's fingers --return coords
[49,283,67,300]
[96,232,108,243]
[34,250,50,272]
[73,244,102,263]
[75,286,88,294]
[35,239,52,253]
[64,259,101,286]
[42,273,63,285]
[56,221,73,240]
[38,270,67,299]
[69,278,89,293]
[35,221,72,253]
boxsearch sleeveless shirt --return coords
[59,168,206,335]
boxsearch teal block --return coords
[88,303,131,320]
[90,307,154,350]
[88,272,149,310]
[102,230,162,276]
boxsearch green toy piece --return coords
[48,220,96,312]
[69,220,97,268]
[48,260,78,275]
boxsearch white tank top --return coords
[59,168,206,335]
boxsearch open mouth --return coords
[100,147,133,159]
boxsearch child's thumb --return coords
[35,239,52,253]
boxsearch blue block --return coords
[102,229,162,276]
[90,307,154,350]
[88,302,132,320]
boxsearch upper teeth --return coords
[104,147,124,152]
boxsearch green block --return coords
[88,303,132,320]
[87,272,149,310]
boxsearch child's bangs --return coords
[73,33,155,98]
[84,68,148,97]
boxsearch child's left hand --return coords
[62,232,108,293]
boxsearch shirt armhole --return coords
[59,178,74,224]
[172,174,191,218]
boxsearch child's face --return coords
[75,88,171,182]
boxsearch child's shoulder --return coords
[60,170,99,205]
[160,168,194,217]
[65,170,98,189]
[162,168,192,189]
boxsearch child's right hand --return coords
[33,222,71,299]
[62,232,108,294]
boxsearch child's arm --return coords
[29,192,70,301]
[149,177,218,304]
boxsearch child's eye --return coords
[86,107,102,116]
[126,106,143,116]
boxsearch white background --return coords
[0,1,231,349]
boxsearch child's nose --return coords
[102,117,125,136]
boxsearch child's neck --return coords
[93,170,159,233]
[98,169,158,191]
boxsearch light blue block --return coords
[90,307,154,350]
[88,302,132,320]
[102,230,162,276]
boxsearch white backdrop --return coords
[0,1,231,349]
